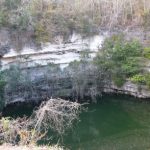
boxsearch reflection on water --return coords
[3,95,150,150]
[62,96,150,150]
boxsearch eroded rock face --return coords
[1,31,107,104]
[104,81,150,99]
[4,63,101,104]
[1,29,150,105]
[0,44,10,68]
[0,45,10,58]
[4,63,150,105]
[1,32,106,70]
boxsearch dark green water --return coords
[62,96,150,150]
[3,95,150,150]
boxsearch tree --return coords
[94,34,143,87]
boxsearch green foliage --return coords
[95,35,143,87]
[144,73,150,89]
[34,22,49,44]
[121,57,141,77]
[4,0,21,10]
[69,51,91,69]
[47,63,60,73]
[130,73,150,89]
[130,74,146,84]
[0,71,7,111]
[4,65,25,92]
[68,60,81,70]
[113,75,126,87]
[143,11,150,29]
[0,0,99,41]
[79,50,91,64]
[143,47,150,59]
[75,16,97,36]
[0,11,7,27]
[49,13,72,39]
[0,0,150,41]
[17,12,30,30]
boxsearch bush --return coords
[1,0,150,42]
[0,11,7,27]
[0,71,7,111]
[34,22,49,44]
[144,73,150,89]
[4,0,21,10]
[113,75,126,87]
[121,57,141,77]
[4,65,30,93]
[143,47,150,59]
[74,15,97,36]
[94,35,143,87]
[0,0,150,38]
[143,11,150,29]
[130,73,150,89]
[130,74,146,85]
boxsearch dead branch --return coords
[0,98,84,145]
[30,98,83,135]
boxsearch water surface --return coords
[62,96,150,150]
[3,95,150,150]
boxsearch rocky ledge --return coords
[1,29,150,105]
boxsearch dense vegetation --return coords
[94,35,143,87]
[95,35,150,89]
[0,71,6,110]
[0,0,150,44]
[0,1,150,149]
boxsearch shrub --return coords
[143,47,150,59]
[144,73,150,89]
[4,0,21,10]
[94,35,143,87]
[143,11,150,29]
[4,65,29,93]
[0,71,7,111]
[113,75,126,87]
[130,74,146,85]
[130,73,150,89]
[74,15,97,36]
[0,0,150,38]
[121,57,141,77]
[1,0,150,42]
[0,11,7,27]
[34,22,49,44]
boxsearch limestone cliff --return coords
[0,29,150,105]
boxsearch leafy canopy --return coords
[94,34,143,87]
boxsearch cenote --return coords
[3,95,150,150]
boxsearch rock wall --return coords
[1,28,150,105]
[4,63,100,104]
[104,81,150,99]
[1,32,106,70]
